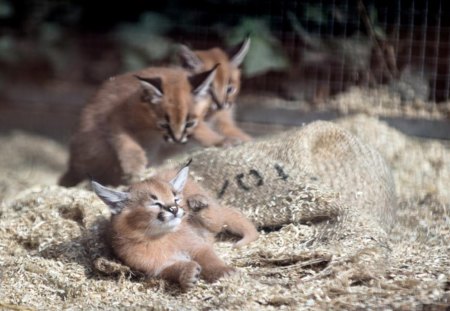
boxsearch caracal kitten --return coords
[59,66,221,187]
[179,37,252,144]
[92,162,259,290]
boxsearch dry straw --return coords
[0,113,449,310]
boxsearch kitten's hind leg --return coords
[187,195,259,248]
[159,261,201,291]
[217,205,259,248]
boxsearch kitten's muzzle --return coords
[161,123,189,144]
[161,204,179,216]
[163,134,188,144]
[157,205,182,222]
[209,89,233,110]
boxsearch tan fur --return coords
[159,169,259,247]
[186,47,252,143]
[108,170,258,290]
[59,67,221,187]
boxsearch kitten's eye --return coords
[148,201,163,210]
[185,120,197,129]
[158,122,170,129]
[227,85,237,95]
[150,202,163,208]
[150,195,158,200]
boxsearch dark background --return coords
[0,0,449,141]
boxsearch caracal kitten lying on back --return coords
[92,162,259,290]
[59,66,221,187]
[179,37,252,144]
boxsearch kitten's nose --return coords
[167,205,178,215]
[171,126,184,142]
[172,133,188,144]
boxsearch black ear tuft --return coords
[183,158,193,168]
[188,64,220,98]
[135,75,163,96]
[179,44,204,71]
[227,36,251,67]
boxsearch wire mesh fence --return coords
[0,0,449,105]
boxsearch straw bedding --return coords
[0,114,449,310]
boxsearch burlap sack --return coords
[188,121,396,234]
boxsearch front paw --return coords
[203,266,236,283]
[121,172,142,185]
[215,137,241,148]
[121,164,146,184]
[179,262,202,291]
[187,195,209,212]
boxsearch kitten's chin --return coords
[146,217,182,237]
[158,217,183,234]
[166,217,182,231]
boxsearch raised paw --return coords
[203,265,236,283]
[187,195,209,212]
[179,262,202,291]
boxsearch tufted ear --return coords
[179,44,204,71]
[135,75,163,104]
[188,64,219,99]
[91,180,130,215]
[169,160,191,193]
[227,36,251,67]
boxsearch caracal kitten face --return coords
[59,66,219,187]
[179,37,252,144]
[92,163,259,290]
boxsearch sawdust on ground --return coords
[0,98,449,310]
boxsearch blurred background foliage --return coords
[0,0,394,83]
[0,0,447,91]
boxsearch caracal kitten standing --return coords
[179,37,252,144]
[59,66,222,187]
[92,163,259,290]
